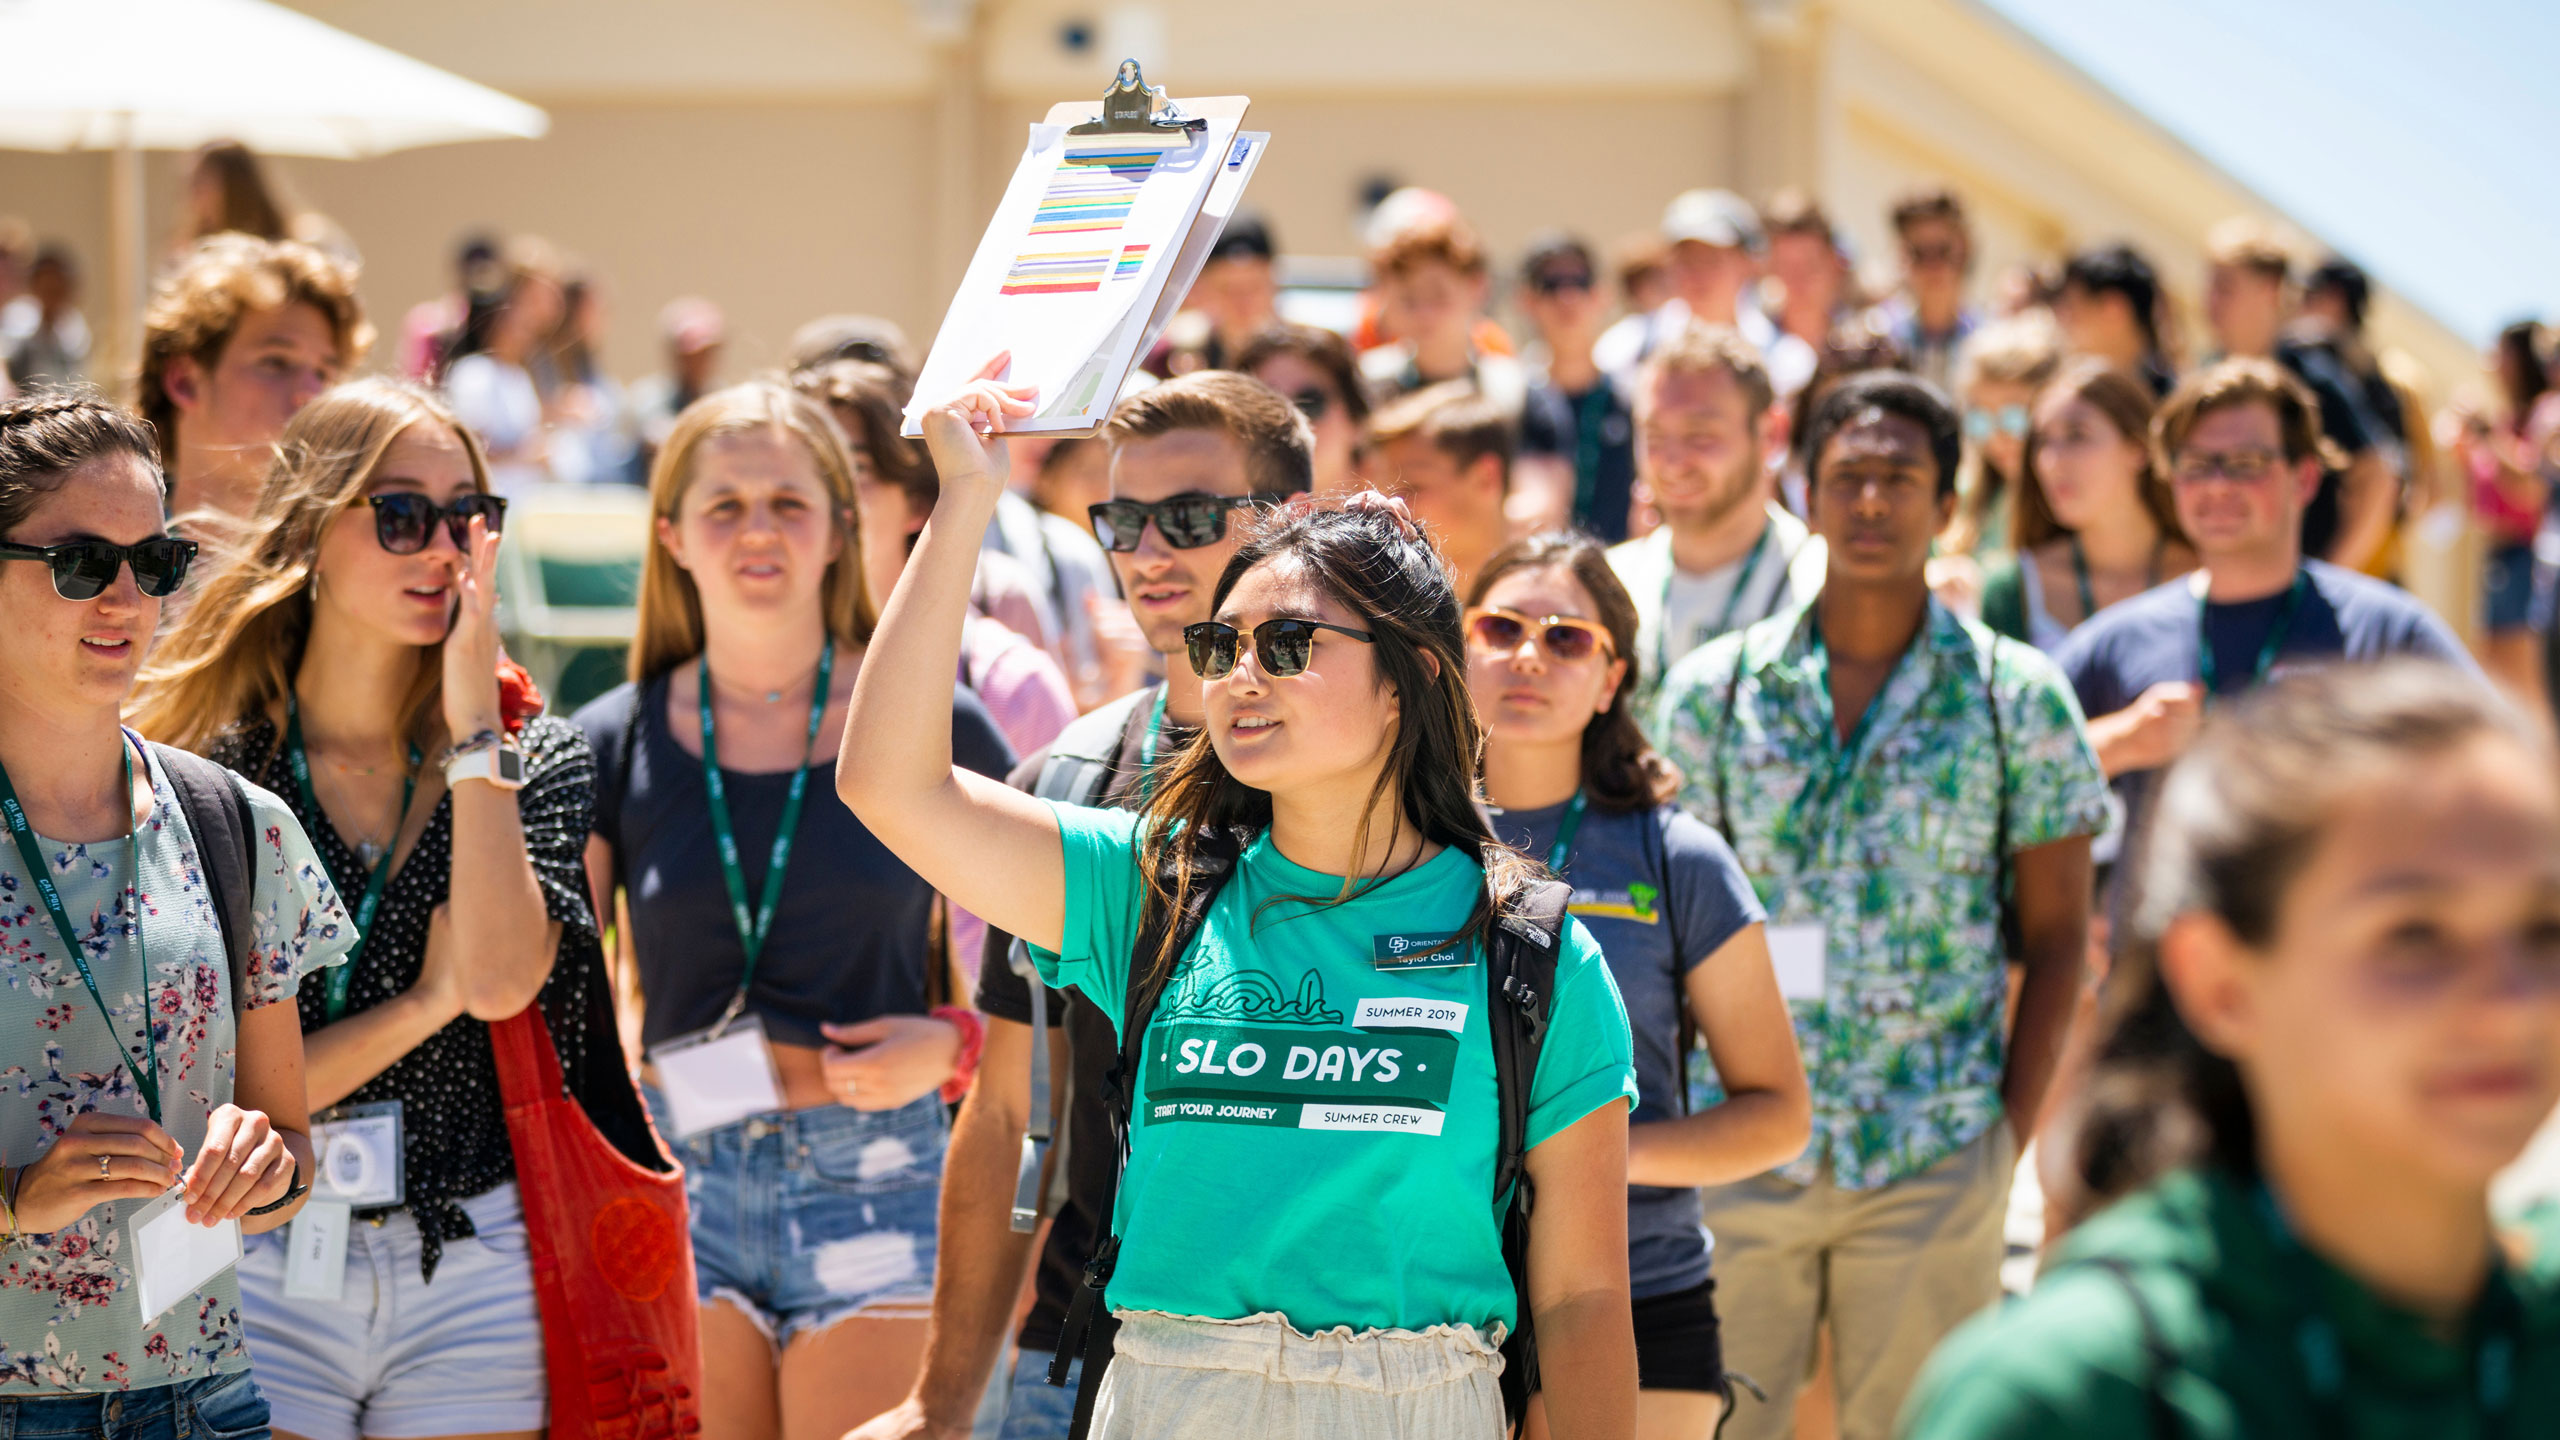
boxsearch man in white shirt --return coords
[1594,189,1813,400]
[1608,322,1824,727]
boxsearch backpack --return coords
[1049,829,1572,1438]
[150,741,258,1011]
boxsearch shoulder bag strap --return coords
[151,742,257,1013]
[2078,1257,2184,1440]
[1488,873,1569,1429]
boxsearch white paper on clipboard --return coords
[903,105,1250,439]
[1127,132,1271,363]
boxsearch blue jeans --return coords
[0,1371,270,1440]
[642,1088,948,1344]
[988,1348,1082,1440]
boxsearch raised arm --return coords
[837,363,1068,954]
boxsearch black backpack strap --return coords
[151,743,256,1013]
[1058,831,1237,1437]
[2077,1257,2182,1440]
[1488,874,1570,1430]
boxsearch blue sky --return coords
[1978,0,2558,347]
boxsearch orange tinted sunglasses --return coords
[1464,606,1615,662]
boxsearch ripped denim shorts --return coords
[642,1087,947,1345]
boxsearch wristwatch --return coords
[444,737,527,790]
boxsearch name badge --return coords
[312,1100,404,1208]
[131,1188,242,1323]
[1767,923,1828,1002]
[282,1199,353,1302]
[1372,932,1468,970]
[649,1013,784,1139]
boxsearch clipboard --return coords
[903,63,1265,440]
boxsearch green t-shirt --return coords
[1039,801,1637,1336]
[1898,1167,2560,1440]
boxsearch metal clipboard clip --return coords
[1068,59,1207,141]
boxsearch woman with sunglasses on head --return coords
[1900,662,2560,1438]
[1976,360,2196,653]
[1468,534,1807,1440]
[839,365,1640,1439]
[0,394,354,1438]
[133,378,656,1440]
[1240,323,1372,500]
[575,380,1015,1440]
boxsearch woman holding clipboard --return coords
[837,366,1640,1439]
[575,380,1013,1439]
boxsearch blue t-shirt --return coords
[1039,802,1637,1336]
[1491,797,1763,1299]
[2057,561,2473,882]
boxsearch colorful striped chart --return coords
[1113,243,1150,280]
[1002,148,1164,296]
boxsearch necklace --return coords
[709,655,825,707]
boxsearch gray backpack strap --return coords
[1008,687,1155,1234]
[151,742,257,1013]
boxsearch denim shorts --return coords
[643,1088,947,1344]
[0,1370,269,1440]
[980,1348,1082,1440]
[237,1183,545,1440]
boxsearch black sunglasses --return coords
[1528,270,1596,296]
[0,536,199,600]
[1183,618,1375,680]
[1289,387,1333,423]
[1088,495,1254,552]
[366,493,508,555]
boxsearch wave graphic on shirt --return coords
[1160,968,1344,1026]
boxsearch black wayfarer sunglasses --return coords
[1289,387,1334,423]
[367,492,508,555]
[1183,617,1376,680]
[0,536,199,600]
[1087,495,1255,553]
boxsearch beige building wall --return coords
[0,0,2483,401]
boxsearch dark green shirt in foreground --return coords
[1899,1167,2560,1439]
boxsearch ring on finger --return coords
[98,1154,112,1180]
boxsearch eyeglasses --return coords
[367,493,508,555]
[1289,387,1334,423]
[1463,606,1613,663]
[0,536,199,600]
[2171,448,2285,485]
[1183,617,1376,680]
[1527,270,1596,296]
[1964,405,2029,443]
[1087,495,1255,552]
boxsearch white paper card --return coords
[649,1015,784,1139]
[131,1189,242,1323]
[311,1101,403,1208]
[282,1199,351,1302]
[1768,923,1829,1002]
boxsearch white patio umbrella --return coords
[0,0,548,374]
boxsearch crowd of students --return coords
[2,153,2558,1440]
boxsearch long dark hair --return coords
[1467,532,1676,814]
[2075,662,2550,1204]
[2011,358,2185,552]
[1135,501,1543,981]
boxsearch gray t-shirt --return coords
[1491,796,1764,1299]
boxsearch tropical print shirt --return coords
[0,740,354,1393]
[1655,597,2107,1189]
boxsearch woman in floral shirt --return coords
[0,395,353,1434]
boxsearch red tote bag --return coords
[491,1004,704,1439]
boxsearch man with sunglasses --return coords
[851,371,1312,1440]
[1516,233,1639,542]
[1876,187,1979,392]
[1608,323,1827,729]
[2057,359,2468,910]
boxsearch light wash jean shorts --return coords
[236,1183,545,1440]
[642,1087,947,1345]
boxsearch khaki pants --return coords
[1090,1310,1506,1439]
[1698,1124,2015,1440]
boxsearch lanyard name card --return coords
[648,645,833,1138]
[2196,569,2310,699]
[284,696,421,1024]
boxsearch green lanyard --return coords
[284,696,421,1024]
[0,736,162,1122]
[700,642,834,1032]
[2196,570,2310,699]
[1543,790,1589,875]
[1658,519,1773,685]
[2068,536,2097,622]
[1570,385,1613,525]
[1135,686,1170,801]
